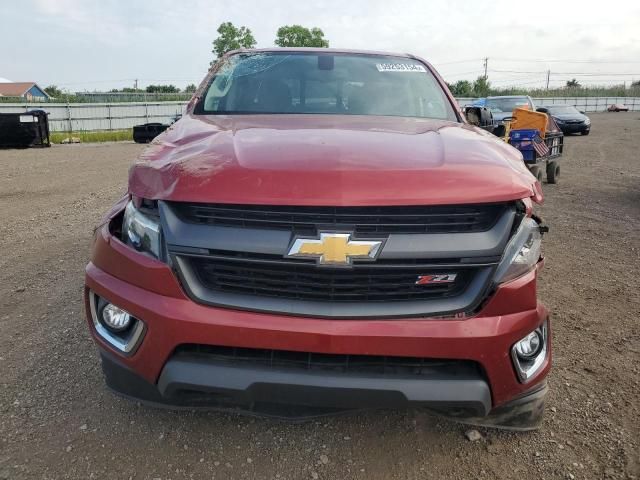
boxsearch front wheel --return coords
[529,165,544,183]
[581,130,590,135]
[546,161,560,184]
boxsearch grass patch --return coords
[50,130,133,144]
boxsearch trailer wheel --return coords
[546,161,560,184]
[529,165,543,183]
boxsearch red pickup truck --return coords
[85,48,550,430]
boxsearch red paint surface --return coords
[129,114,538,206]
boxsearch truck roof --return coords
[224,47,418,60]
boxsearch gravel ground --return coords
[0,113,638,479]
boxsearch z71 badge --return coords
[415,273,458,285]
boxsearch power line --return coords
[552,72,640,76]
[440,70,485,77]
[433,59,483,66]
[490,69,640,76]
[55,76,203,86]
[493,57,640,64]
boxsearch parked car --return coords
[537,104,591,135]
[485,95,536,125]
[85,48,550,430]
[607,104,629,112]
[133,114,182,143]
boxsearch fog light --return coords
[101,304,132,332]
[514,331,542,359]
[89,291,145,355]
[511,321,548,383]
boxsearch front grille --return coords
[187,254,472,302]
[174,344,481,377]
[172,202,506,235]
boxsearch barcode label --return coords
[376,63,426,73]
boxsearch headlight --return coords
[584,117,591,125]
[122,200,162,258]
[494,217,543,284]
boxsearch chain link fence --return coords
[0,97,636,133]
[0,101,187,132]
[455,97,639,112]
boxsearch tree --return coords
[472,76,491,97]
[110,87,141,93]
[184,84,197,93]
[275,25,329,47]
[44,85,62,98]
[566,78,581,88]
[145,84,180,93]
[451,80,473,97]
[212,22,256,59]
[630,80,640,88]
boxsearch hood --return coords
[129,114,540,206]
[552,113,588,122]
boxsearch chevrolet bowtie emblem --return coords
[286,232,384,266]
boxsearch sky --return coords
[2,0,640,92]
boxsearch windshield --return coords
[196,52,457,120]
[485,97,530,113]
[547,105,580,114]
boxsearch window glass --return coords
[198,52,457,120]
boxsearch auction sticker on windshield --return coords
[376,63,426,73]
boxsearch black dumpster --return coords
[0,110,50,148]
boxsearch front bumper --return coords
[85,222,551,424]
[559,123,589,134]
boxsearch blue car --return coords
[485,96,536,125]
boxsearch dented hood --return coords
[129,114,540,206]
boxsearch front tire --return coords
[581,130,590,136]
[546,161,560,184]
[529,165,543,183]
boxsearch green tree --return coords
[566,78,581,88]
[145,84,180,93]
[451,80,473,97]
[184,83,197,93]
[110,87,141,93]
[472,76,491,97]
[44,85,62,98]
[274,25,329,47]
[632,80,640,88]
[212,22,256,59]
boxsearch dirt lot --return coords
[1,113,638,480]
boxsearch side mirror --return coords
[464,106,493,127]
[536,107,548,113]
[579,111,585,114]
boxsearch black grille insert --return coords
[172,202,507,235]
[173,344,482,377]
[186,254,474,302]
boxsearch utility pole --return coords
[483,57,488,80]
[134,79,138,91]
[546,70,550,90]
